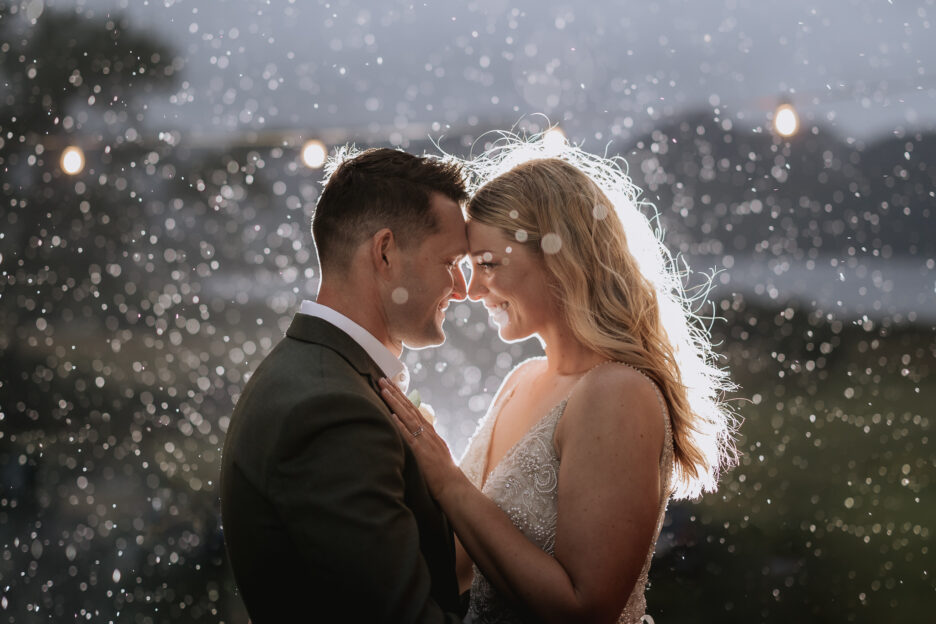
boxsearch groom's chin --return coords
[403,326,447,350]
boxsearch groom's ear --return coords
[370,228,398,278]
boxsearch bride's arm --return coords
[380,365,665,623]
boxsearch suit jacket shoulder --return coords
[223,314,392,490]
[220,313,462,622]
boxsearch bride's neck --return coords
[540,323,607,377]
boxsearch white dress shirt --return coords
[299,300,409,392]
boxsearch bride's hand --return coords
[379,378,461,499]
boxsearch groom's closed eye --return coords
[445,257,468,271]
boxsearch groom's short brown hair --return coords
[312,148,467,273]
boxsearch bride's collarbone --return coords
[485,372,582,471]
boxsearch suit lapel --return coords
[285,313,387,394]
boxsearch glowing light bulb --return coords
[773,104,799,138]
[61,146,85,175]
[542,127,566,154]
[301,140,327,169]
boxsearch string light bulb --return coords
[301,140,327,169]
[773,104,799,138]
[61,146,85,175]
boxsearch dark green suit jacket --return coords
[220,313,462,622]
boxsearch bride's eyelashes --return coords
[473,253,499,270]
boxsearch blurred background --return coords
[1,0,933,622]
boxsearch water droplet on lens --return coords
[391,287,409,304]
[541,233,562,254]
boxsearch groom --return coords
[220,148,470,622]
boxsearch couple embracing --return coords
[220,140,736,623]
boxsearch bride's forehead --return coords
[467,220,508,246]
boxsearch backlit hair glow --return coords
[465,130,739,499]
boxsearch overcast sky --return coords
[38,0,936,143]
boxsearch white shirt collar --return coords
[299,300,409,392]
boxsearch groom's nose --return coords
[450,263,468,301]
[467,268,485,301]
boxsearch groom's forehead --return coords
[430,199,468,236]
[429,193,466,221]
[428,225,468,259]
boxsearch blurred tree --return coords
[0,0,179,315]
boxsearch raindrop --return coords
[541,233,562,254]
[25,0,44,22]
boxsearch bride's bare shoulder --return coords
[562,363,666,443]
[507,356,546,386]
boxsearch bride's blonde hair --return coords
[465,132,738,499]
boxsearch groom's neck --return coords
[316,281,400,357]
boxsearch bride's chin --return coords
[496,324,528,343]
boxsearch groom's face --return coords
[389,193,468,349]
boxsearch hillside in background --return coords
[622,111,935,261]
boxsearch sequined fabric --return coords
[459,366,674,624]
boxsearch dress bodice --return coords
[458,365,674,624]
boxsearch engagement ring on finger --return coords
[412,425,424,438]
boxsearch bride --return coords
[380,137,737,623]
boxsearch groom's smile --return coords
[392,192,468,350]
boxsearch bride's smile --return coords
[466,219,555,343]
[484,301,509,324]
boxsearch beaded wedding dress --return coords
[458,366,674,624]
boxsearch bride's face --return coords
[466,219,556,342]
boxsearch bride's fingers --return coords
[377,379,403,403]
[379,387,412,419]
[378,380,422,418]
[389,412,411,438]
[391,411,433,448]
[378,378,407,403]
[378,380,441,446]
[379,389,422,435]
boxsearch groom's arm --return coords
[269,390,461,623]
